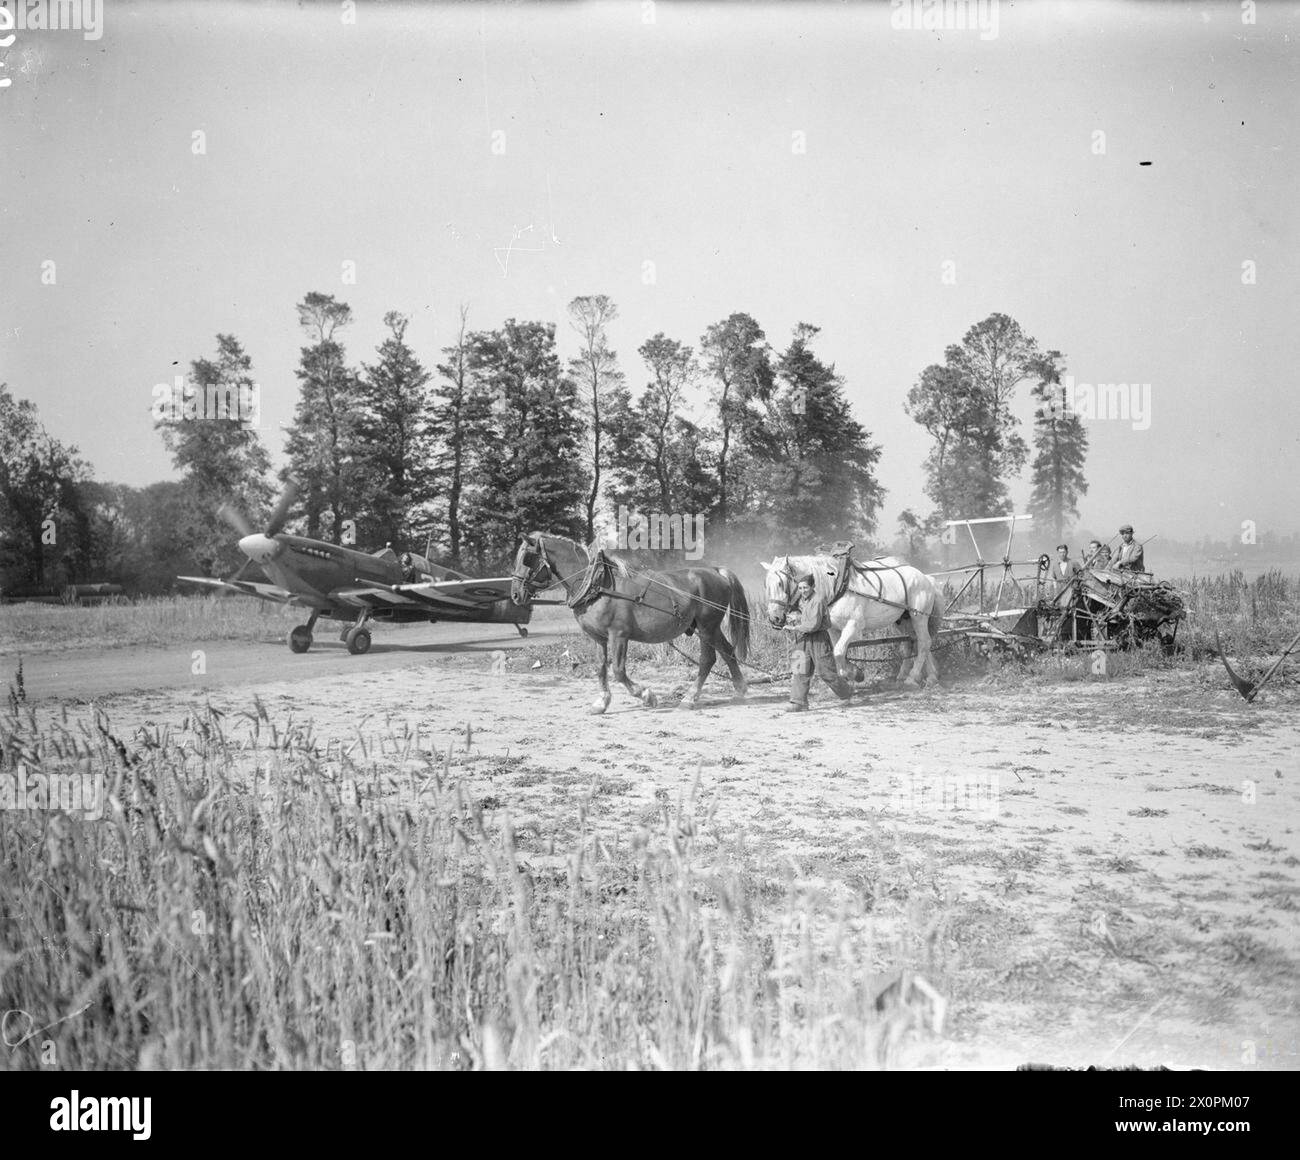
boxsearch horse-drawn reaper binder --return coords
[845,515,1187,675]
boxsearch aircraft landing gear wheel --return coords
[346,627,372,655]
[289,626,313,653]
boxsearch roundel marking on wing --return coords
[464,587,507,600]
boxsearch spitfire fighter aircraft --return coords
[179,484,531,654]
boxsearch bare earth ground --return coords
[6,612,1298,1070]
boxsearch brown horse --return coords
[510,532,750,714]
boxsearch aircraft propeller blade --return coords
[265,480,299,537]
[217,503,254,538]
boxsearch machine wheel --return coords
[516,625,529,638]
[289,626,313,653]
[346,627,372,655]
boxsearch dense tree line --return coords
[0,381,202,593]
[0,384,95,589]
[0,293,887,592]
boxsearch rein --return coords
[581,560,686,619]
[521,536,754,623]
[516,537,684,618]
[514,538,590,597]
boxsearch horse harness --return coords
[777,542,917,619]
[566,552,614,613]
[582,552,689,620]
[525,541,687,623]
[827,543,911,614]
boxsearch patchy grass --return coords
[1184,843,1232,860]
[0,595,293,654]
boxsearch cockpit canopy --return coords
[400,552,433,573]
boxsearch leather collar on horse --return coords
[569,549,686,621]
[568,550,617,612]
[818,541,910,611]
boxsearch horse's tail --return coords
[927,592,944,640]
[924,581,945,676]
[903,572,945,638]
[720,568,750,662]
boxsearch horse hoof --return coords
[590,698,610,715]
[642,690,659,709]
[904,679,921,690]
[677,699,698,711]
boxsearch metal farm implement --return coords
[844,515,1187,673]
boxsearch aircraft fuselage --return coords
[245,534,527,626]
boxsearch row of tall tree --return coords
[0,293,887,589]
[199,292,884,575]
[1,305,1088,591]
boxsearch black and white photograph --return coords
[1,0,1297,1106]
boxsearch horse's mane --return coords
[534,532,633,579]
[599,550,636,579]
[775,554,838,603]
[534,532,586,555]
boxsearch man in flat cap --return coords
[784,572,854,712]
[1115,525,1145,572]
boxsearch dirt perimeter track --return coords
[5,607,576,702]
[6,617,1299,1070]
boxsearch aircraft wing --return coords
[178,576,296,603]
[331,575,517,611]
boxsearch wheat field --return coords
[1,702,933,1071]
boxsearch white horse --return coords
[760,553,943,687]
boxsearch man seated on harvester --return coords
[1084,539,1112,570]
[1115,524,1145,572]
[783,572,854,713]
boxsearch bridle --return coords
[766,561,800,623]
[511,536,556,602]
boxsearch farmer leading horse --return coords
[761,552,942,687]
[511,532,751,714]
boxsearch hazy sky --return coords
[2,0,1297,546]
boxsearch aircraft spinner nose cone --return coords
[238,533,281,563]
